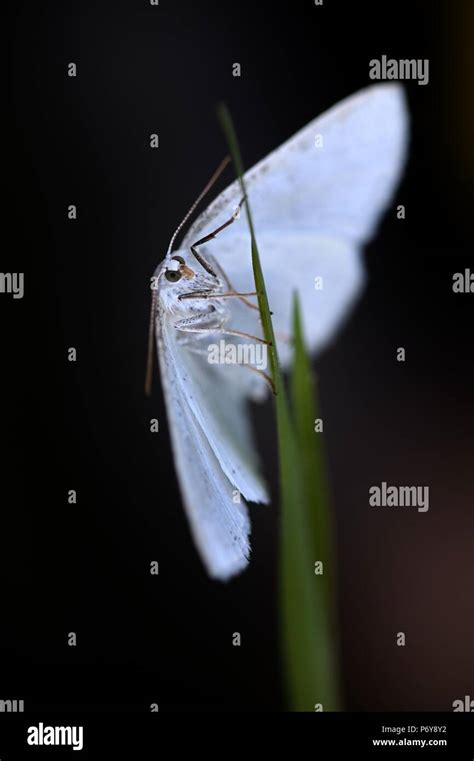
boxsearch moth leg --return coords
[190,196,246,277]
[239,364,276,395]
[174,313,275,392]
[179,290,258,302]
[189,199,261,312]
[173,310,221,330]
[175,316,275,393]
[180,284,259,312]
[175,321,271,346]
[215,266,260,312]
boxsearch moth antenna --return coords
[145,287,158,396]
[166,155,231,256]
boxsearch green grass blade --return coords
[289,293,342,710]
[217,104,341,712]
[216,104,280,389]
[291,294,335,611]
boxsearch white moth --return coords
[149,84,408,581]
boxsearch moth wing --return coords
[182,83,408,247]
[167,322,269,503]
[157,318,254,580]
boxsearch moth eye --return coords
[172,255,185,265]
[165,269,182,283]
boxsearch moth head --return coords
[163,255,195,283]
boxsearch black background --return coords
[3,0,473,713]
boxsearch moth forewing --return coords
[155,313,252,580]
